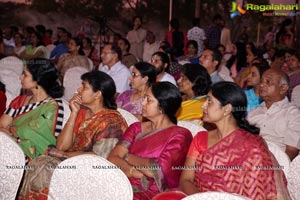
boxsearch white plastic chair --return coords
[183,191,250,200]
[266,141,291,177]
[177,120,206,137]
[87,58,94,71]
[0,68,22,107]
[63,66,89,101]
[46,44,56,52]
[0,131,25,200]
[287,155,300,200]
[0,56,23,75]
[117,108,139,126]
[48,155,133,200]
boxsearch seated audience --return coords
[199,48,224,84]
[177,40,199,64]
[159,42,182,81]
[13,32,25,56]
[18,71,128,199]
[244,60,270,113]
[180,81,290,199]
[99,43,131,95]
[117,62,156,121]
[50,29,71,62]
[19,32,47,59]
[0,58,64,159]
[109,82,193,200]
[151,51,177,86]
[82,36,100,67]
[117,37,138,68]
[143,31,160,62]
[286,51,300,96]
[56,37,90,80]
[247,69,300,160]
[176,63,211,123]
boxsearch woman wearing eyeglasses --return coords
[116,62,156,121]
[109,82,193,200]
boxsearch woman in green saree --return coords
[0,58,64,160]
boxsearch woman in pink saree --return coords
[180,82,291,200]
[109,82,193,200]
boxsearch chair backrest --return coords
[0,132,25,200]
[46,44,56,52]
[63,66,89,101]
[0,56,23,75]
[266,141,291,177]
[48,155,133,200]
[0,68,22,107]
[287,155,300,200]
[182,192,250,200]
[87,58,94,71]
[177,120,206,137]
[117,108,139,126]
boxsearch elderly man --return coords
[199,48,224,84]
[99,43,131,95]
[247,69,300,160]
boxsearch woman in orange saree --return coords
[18,71,127,200]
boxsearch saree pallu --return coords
[18,108,127,200]
[193,129,291,200]
[119,122,193,200]
[5,96,60,159]
[176,96,206,122]
[116,90,143,115]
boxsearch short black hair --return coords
[133,62,156,87]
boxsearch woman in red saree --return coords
[180,82,291,199]
[18,71,127,200]
[109,82,193,200]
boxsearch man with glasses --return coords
[99,43,131,95]
[199,48,224,84]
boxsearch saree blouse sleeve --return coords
[118,122,141,148]
[187,131,208,159]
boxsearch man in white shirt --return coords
[187,18,206,55]
[142,31,160,62]
[247,69,300,160]
[99,43,131,95]
[151,51,177,86]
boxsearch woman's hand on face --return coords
[69,93,82,113]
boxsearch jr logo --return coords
[230,2,246,19]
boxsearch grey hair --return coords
[280,72,290,86]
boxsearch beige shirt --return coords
[126,28,147,61]
[247,97,300,151]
